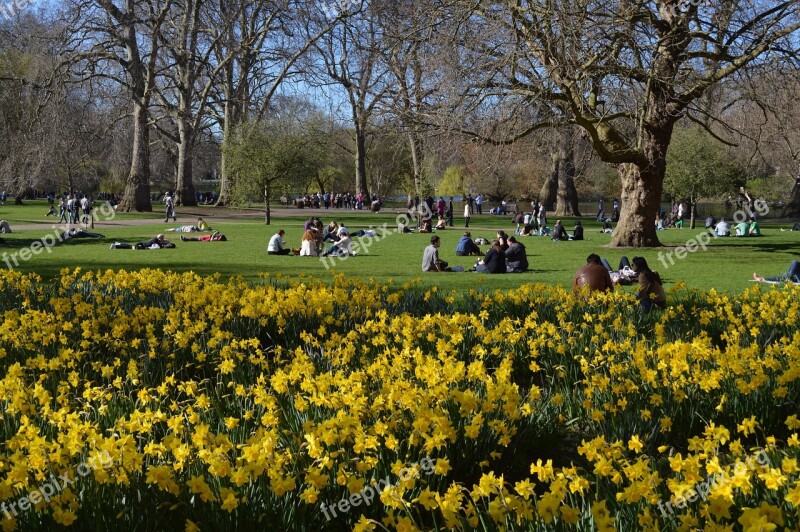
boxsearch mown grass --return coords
[1,200,798,293]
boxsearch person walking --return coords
[447,197,454,227]
[464,202,472,228]
[164,192,177,222]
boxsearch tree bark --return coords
[119,100,152,212]
[540,154,559,211]
[409,132,425,196]
[554,139,581,216]
[611,163,663,247]
[782,177,800,219]
[355,128,367,196]
[176,120,197,206]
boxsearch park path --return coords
[7,205,506,233]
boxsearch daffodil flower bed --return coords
[0,268,798,531]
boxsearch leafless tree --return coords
[61,0,176,211]
[436,0,800,246]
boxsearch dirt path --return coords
[6,205,501,232]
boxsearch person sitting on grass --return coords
[322,221,339,242]
[715,218,730,236]
[455,232,481,256]
[0,220,11,234]
[419,218,433,233]
[180,230,226,242]
[398,220,414,233]
[573,253,613,297]
[569,221,584,240]
[753,261,800,284]
[552,220,568,241]
[435,216,447,230]
[110,234,174,250]
[748,218,762,236]
[505,236,528,273]
[631,256,666,311]
[322,232,354,257]
[520,223,536,236]
[474,240,506,274]
[600,219,613,234]
[736,219,750,236]
[422,235,450,272]
[267,230,294,255]
[299,228,319,256]
[496,230,510,252]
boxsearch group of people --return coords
[294,192,375,211]
[573,254,667,310]
[46,194,96,227]
[426,230,528,273]
[266,217,379,257]
[597,198,621,223]
[109,217,226,250]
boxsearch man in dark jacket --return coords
[573,254,613,296]
[505,236,528,273]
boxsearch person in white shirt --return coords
[322,234,354,257]
[715,219,730,237]
[267,230,291,255]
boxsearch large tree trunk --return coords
[409,133,424,196]
[355,128,367,196]
[554,139,581,216]
[782,177,800,219]
[176,121,197,207]
[611,163,663,247]
[540,154,559,210]
[119,101,152,212]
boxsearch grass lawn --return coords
[1,200,798,293]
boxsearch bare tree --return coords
[62,0,176,211]
[312,1,386,196]
[153,0,236,206]
[438,0,800,246]
[211,0,347,205]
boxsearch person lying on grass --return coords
[180,231,226,242]
[753,261,800,284]
[166,217,211,232]
[110,234,175,250]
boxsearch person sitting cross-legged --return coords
[505,236,528,273]
[474,240,506,274]
[322,233,354,257]
[569,221,584,240]
[268,230,294,255]
[422,235,450,272]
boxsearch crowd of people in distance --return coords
[293,191,378,211]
